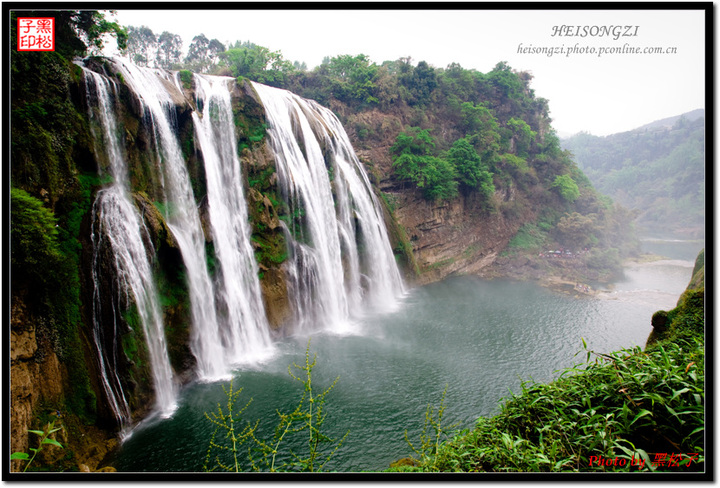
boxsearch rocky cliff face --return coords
[347,107,548,287]
[386,186,526,285]
[10,290,118,472]
[10,61,293,471]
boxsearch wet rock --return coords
[651,310,669,332]
[260,267,291,330]
[132,192,177,249]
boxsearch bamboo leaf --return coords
[670,387,690,401]
[630,409,653,426]
[41,438,64,448]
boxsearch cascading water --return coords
[84,68,177,428]
[111,58,227,380]
[81,56,404,437]
[321,110,406,312]
[251,82,404,332]
[192,74,273,363]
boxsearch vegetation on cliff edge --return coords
[122,25,640,277]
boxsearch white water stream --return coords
[112,58,227,380]
[252,82,404,332]
[84,68,177,429]
[192,74,273,364]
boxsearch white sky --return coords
[111,7,706,137]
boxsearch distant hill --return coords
[561,111,705,238]
[632,109,705,132]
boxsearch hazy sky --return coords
[112,7,706,137]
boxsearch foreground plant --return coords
[203,380,257,472]
[412,341,703,473]
[11,420,64,472]
[203,340,349,472]
[250,340,349,472]
[403,385,457,471]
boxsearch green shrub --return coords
[551,174,580,203]
[446,138,494,201]
[398,266,705,473]
[179,70,193,89]
[508,223,547,251]
[406,340,703,473]
[203,341,349,472]
[10,188,61,284]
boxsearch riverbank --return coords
[472,251,680,299]
[388,249,705,474]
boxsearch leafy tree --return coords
[321,54,379,105]
[391,129,458,202]
[507,117,536,158]
[219,45,295,86]
[438,63,477,103]
[487,61,524,100]
[403,60,438,105]
[372,64,404,109]
[555,212,596,249]
[68,10,128,56]
[460,102,502,162]
[461,102,494,135]
[125,25,157,67]
[390,127,435,158]
[414,156,459,201]
[446,138,494,200]
[500,153,529,173]
[156,31,183,69]
[185,34,225,73]
[550,174,580,203]
[538,129,563,160]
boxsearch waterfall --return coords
[252,82,404,332]
[84,68,177,427]
[81,55,404,433]
[321,110,406,312]
[110,58,227,380]
[192,74,273,362]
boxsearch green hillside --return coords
[561,113,705,238]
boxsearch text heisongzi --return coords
[551,25,640,40]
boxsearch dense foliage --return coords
[10,9,128,423]
[10,188,60,283]
[562,113,705,236]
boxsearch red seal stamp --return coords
[17,17,55,51]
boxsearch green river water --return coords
[113,238,702,472]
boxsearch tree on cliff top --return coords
[185,34,225,73]
[551,174,580,203]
